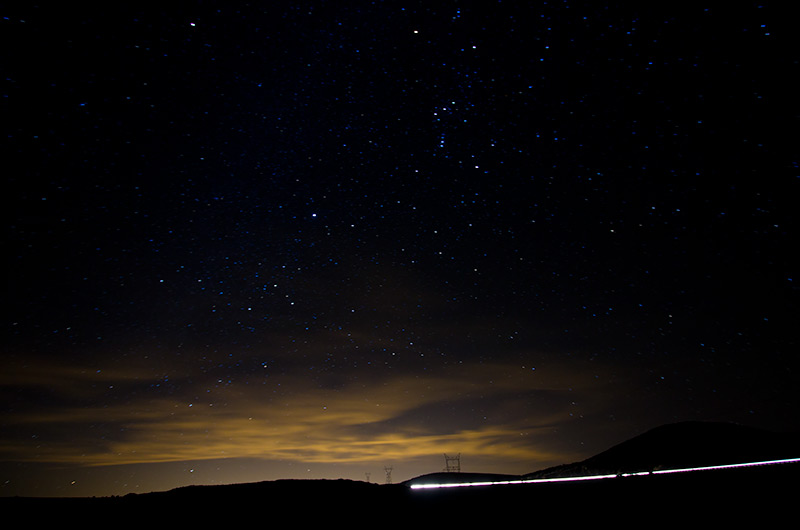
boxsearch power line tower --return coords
[443,453,461,473]
[384,466,393,484]
[365,472,371,483]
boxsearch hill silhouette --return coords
[2,421,798,526]
[523,420,800,479]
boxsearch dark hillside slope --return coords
[3,422,797,526]
[527,421,799,478]
[4,463,797,526]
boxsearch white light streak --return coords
[409,457,800,490]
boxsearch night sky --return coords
[3,2,798,497]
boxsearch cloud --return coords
[0,354,623,471]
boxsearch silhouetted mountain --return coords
[525,421,800,478]
[2,421,797,527]
[403,471,522,486]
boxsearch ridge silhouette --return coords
[3,421,798,526]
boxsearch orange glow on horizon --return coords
[0,355,610,471]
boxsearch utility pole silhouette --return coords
[444,453,461,473]
[384,466,393,484]
[365,472,371,483]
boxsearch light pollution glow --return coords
[1,354,630,474]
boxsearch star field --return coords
[3,2,798,497]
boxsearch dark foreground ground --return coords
[3,462,797,526]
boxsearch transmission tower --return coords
[384,466,393,484]
[365,472,371,483]
[443,453,461,473]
